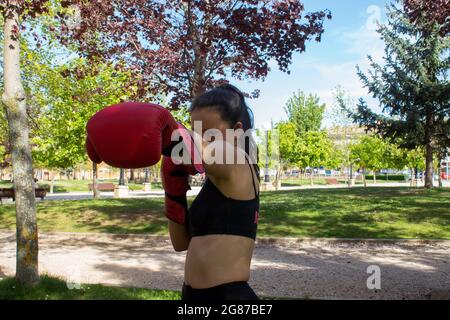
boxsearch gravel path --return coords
[0,231,449,299]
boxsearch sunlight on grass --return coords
[0,275,180,300]
[0,187,449,239]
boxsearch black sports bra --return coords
[187,158,260,240]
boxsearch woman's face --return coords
[190,107,244,164]
[190,107,233,141]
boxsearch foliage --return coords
[59,0,331,107]
[364,174,408,181]
[404,0,450,36]
[298,131,336,170]
[276,121,300,167]
[30,57,136,170]
[284,90,326,135]
[350,135,387,173]
[348,3,450,187]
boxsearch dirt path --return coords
[0,231,449,299]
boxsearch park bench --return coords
[325,178,339,185]
[88,183,116,192]
[0,187,47,202]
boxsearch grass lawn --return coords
[0,275,180,300]
[281,178,330,186]
[0,187,449,239]
[281,178,404,187]
[0,179,162,193]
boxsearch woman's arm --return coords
[168,220,190,252]
[191,130,236,180]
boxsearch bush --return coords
[364,174,408,181]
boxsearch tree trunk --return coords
[50,171,54,194]
[373,171,376,184]
[129,169,135,182]
[119,168,125,186]
[92,162,100,199]
[2,5,39,286]
[438,157,443,188]
[424,142,434,189]
[348,164,353,188]
[310,170,313,186]
[363,168,367,187]
[424,107,434,188]
[186,1,207,98]
[273,165,281,190]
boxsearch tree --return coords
[61,0,331,107]
[298,131,335,185]
[31,58,135,173]
[350,135,387,187]
[0,0,51,287]
[404,0,450,36]
[30,57,135,197]
[330,86,362,186]
[349,3,450,189]
[277,121,300,168]
[405,147,426,185]
[284,90,326,135]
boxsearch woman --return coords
[169,84,260,300]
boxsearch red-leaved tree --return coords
[61,0,332,107]
[404,0,450,36]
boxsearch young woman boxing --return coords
[85,84,259,300]
[169,84,260,300]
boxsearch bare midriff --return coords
[184,234,255,289]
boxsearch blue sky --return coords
[234,0,391,129]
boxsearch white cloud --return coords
[311,17,387,123]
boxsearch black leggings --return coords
[182,281,259,301]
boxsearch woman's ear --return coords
[233,121,244,131]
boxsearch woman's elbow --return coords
[171,241,189,252]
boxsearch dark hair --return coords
[190,84,259,179]
[190,84,254,131]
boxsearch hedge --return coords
[364,174,408,181]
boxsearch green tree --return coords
[276,121,300,168]
[330,86,365,186]
[30,57,136,195]
[298,131,335,186]
[0,0,55,287]
[349,3,450,189]
[350,135,387,187]
[284,91,326,135]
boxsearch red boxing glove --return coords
[86,102,179,169]
[161,156,190,224]
[161,124,204,225]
